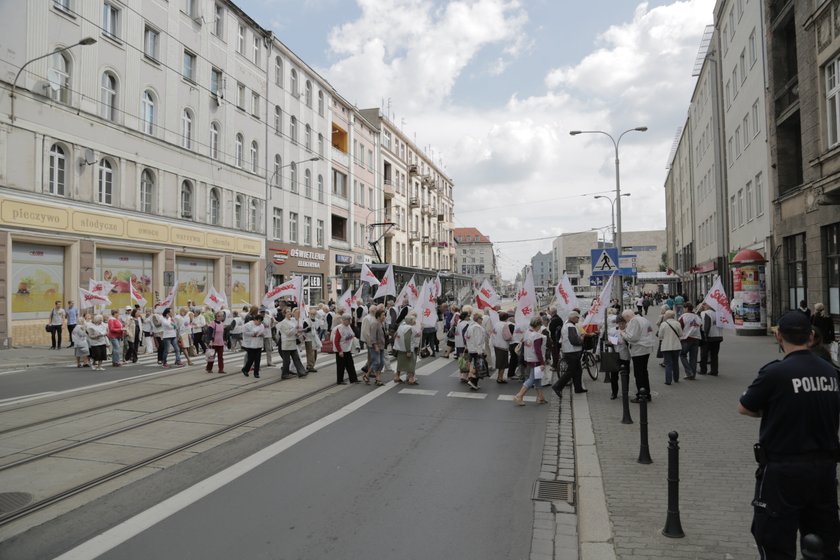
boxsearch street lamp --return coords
[570,126,647,307]
[594,193,631,247]
[268,156,320,192]
[10,37,97,122]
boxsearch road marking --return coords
[0,391,58,405]
[0,369,27,377]
[415,358,451,376]
[398,388,438,396]
[54,380,397,560]
[497,395,537,402]
[446,391,487,400]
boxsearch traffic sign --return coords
[619,254,637,276]
[591,248,619,276]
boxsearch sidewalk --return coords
[0,345,76,371]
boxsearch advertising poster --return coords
[96,250,153,310]
[175,257,213,308]
[231,261,251,307]
[11,243,64,320]
[731,264,766,329]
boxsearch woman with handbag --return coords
[513,317,548,406]
[464,311,488,391]
[394,313,421,384]
[86,314,109,371]
[657,310,683,385]
[205,311,226,374]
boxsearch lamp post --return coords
[10,37,97,122]
[570,126,647,307]
[594,193,631,247]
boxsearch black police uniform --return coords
[740,348,840,559]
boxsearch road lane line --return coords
[0,369,27,377]
[397,388,438,396]
[0,392,58,405]
[446,391,487,400]
[497,395,537,402]
[414,357,452,376]
[53,381,398,560]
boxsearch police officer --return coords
[738,311,840,559]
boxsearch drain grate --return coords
[533,479,574,504]
[0,492,34,515]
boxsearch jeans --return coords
[110,338,122,365]
[160,337,181,365]
[50,325,62,349]
[680,339,700,377]
[699,339,721,375]
[631,354,651,398]
[370,349,385,372]
[663,350,680,383]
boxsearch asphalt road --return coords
[79,359,548,560]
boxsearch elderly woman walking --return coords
[87,314,109,371]
[657,310,683,385]
[205,311,227,374]
[241,312,265,379]
[333,314,359,385]
[621,309,656,402]
[513,317,548,406]
[72,313,91,368]
[465,311,488,391]
[394,313,421,384]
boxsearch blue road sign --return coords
[591,248,619,276]
[618,254,637,277]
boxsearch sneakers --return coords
[467,379,479,391]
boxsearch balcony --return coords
[422,235,431,245]
[421,204,431,215]
[409,197,420,208]
[774,76,799,121]
[408,164,418,176]
[383,179,395,198]
[332,146,350,167]
[409,230,421,242]
[437,213,445,221]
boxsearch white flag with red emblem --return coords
[703,275,735,330]
[582,272,615,327]
[554,273,579,316]
[79,287,111,309]
[203,286,227,311]
[88,278,114,297]
[360,263,380,286]
[262,276,301,308]
[514,269,537,333]
[374,264,396,299]
[352,285,365,308]
[154,283,178,314]
[337,287,354,312]
[418,280,438,328]
[475,279,499,310]
[434,273,442,298]
[129,283,148,308]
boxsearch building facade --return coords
[530,251,553,289]
[453,227,496,285]
[552,231,599,286]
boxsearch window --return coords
[749,29,757,67]
[209,188,220,225]
[304,169,312,198]
[727,137,733,164]
[290,116,297,143]
[730,195,736,231]
[742,115,750,148]
[181,109,193,149]
[358,181,364,206]
[236,83,245,109]
[273,154,282,187]
[289,212,298,242]
[98,160,113,205]
[824,223,840,314]
[369,186,374,209]
[250,141,258,173]
[332,169,347,198]
[290,69,298,96]
[102,2,120,39]
[249,200,257,231]
[728,9,735,38]
[100,72,117,121]
[213,3,224,37]
[140,169,154,213]
[141,90,155,134]
[383,131,391,150]
[251,92,259,117]
[48,144,66,196]
[180,180,193,218]
[317,174,324,202]
[144,25,160,60]
[274,106,282,134]
[752,99,761,136]
[739,49,746,84]
[274,57,284,87]
[731,67,738,96]
[318,133,324,156]
[368,149,373,171]
[305,124,311,150]
[784,233,807,310]
[290,162,297,193]
[237,24,245,54]
[316,219,324,248]
[48,51,70,103]
[272,209,283,240]
[722,25,729,55]
[235,195,244,229]
[735,126,741,157]
[305,80,312,107]
[331,214,346,241]
[745,181,754,222]
[252,35,260,65]
[184,0,196,17]
[318,90,324,116]
[53,0,71,11]
[304,216,312,245]
[211,68,222,96]
[235,133,243,167]
[210,122,220,159]
[827,56,840,147]
[755,172,764,216]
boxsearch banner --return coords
[130,283,148,308]
[262,276,301,308]
[203,286,227,311]
[514,269,537,333]
[582,272,615,328]
[360,263,380,286]
[703,275,735,330]
[89,278,115,297]
[475,279,499,310]
[417,280,438,328]
[554,273,579,315]
[374,264,396,300]
[79,287,111,309]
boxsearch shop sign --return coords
[335,255,353,264]
[273,249,289,265]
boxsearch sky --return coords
[239,0,715,280]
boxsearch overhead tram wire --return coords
[456,189,616,215]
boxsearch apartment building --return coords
[530,251,553,288]
[665,123,695,296]
[453,227,496,285]
[552,231,599,286]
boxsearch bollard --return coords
[662,431,685,538]
[620,368,633,424]
[802,534,824,559]
[637,388,653,464]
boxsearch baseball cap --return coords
[777,311,811,335]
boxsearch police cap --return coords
[777,311,811,335]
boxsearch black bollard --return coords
[802,534,824,559]
[662,431,685,538]
[637,388,653,464]
[620,368,633,424]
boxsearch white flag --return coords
[204,286,227,311]
[129,283,147,308]
[475,279,499,310]
[360,263,380,286]
[352,285,365,307]
[486,308,500,329]
[434,273,442,298]
[262,276,301,308]
[89,278,114,297]
[154,283,177,314]
[395,281,411,308]
[374,264,396,299]
[79,287,111,308]
[582,272,615,328]
[296,278,307,318]
[418,281,438,328]
[514,269,537,334]
[703,275,735,330]
[554,273,579,316]
[337,287,354,312]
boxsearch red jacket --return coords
[107,317,124,339]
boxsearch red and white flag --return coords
[703,275,735,330]
[262,276,301,308]
[129,283,147,308]
[352,285,365,308]
[79,287,111,309]
[88,278,114,297]
[203,286,227,311]
[582,272,615,328]
[475,279,499,310]
[360,263,380,286]
[154,283,177,314]
[554,273,579,315]
[514,269,537,334]
[337,287,354,312]
[434,273,442,298]
[374,264,396,300]
[418,281,438,328]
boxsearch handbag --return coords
[656,340,663,359]
[45,324,52,333]
[205,348,216,362]
[599,350,620,373]
[475,356,489,378]
[457,354,469,373]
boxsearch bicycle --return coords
[581,334,599,381]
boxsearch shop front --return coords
[266,243,328,306]
[331,251,355,300]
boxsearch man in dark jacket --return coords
[548,307,563,370]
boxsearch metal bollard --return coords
[802,534,824,559]
[620,368,633,424]
[662,431,685,538]
[637,388,653,464]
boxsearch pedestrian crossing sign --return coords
[590,248,619,276]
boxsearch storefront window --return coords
[11,242,64,320]
[175,257,214,308]
[96,250,153,310]
[824,222,840,315]
[232,261,251,306]
[784,233,807,310]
